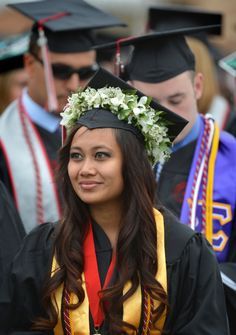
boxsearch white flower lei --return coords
[60,86,171,164]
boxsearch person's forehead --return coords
[48,49,96,62]
[72,127,117,145]
[133,70,192,87]
[156,71,194,90]
[132,71,193,99]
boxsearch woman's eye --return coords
[70,152,83,160]
[95,152,110,159]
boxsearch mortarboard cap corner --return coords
[85,67,188,141]
[8,0,126,53]
[148,5,222,36]
[0,32,30,74]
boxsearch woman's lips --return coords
[79,181,101,190]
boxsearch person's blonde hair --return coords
[187,36,220,115]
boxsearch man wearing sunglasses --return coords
[26,38,99,116]
[0,0,124,233]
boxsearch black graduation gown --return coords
[0,181,25,285]
[0,208,229,335]
[157,140,195,219]
[219,262,236,335]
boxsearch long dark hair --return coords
[34,125,168,333]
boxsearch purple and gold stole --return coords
[180,115,236,262]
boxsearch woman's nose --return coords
[79,158,96,176]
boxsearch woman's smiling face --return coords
[68,126,124,208]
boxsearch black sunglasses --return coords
[31,52,99,80]
[51,63,99,80]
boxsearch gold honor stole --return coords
[52,208,167,334]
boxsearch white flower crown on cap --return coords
[60,86,171,164]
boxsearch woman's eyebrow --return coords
[70,144,112,150]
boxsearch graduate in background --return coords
[0,33,29,114]
[0,0,124,233]
[147,6,235,132]
[108,23,236,335]
[0,68,229,335]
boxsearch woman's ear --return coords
[193,72,204,101]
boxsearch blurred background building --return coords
[0,0,235,55]
[88,0,236,56]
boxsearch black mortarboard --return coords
[95,33,131,77]
[148,5,223,63]
[0,33,29,74]
[8,0,125,112]
[148,5,222,36]
[78,68,188,141]
[125,33,195,83]
[94,5,223,82]
[77,109,143,140]
[8,0,125,53]
[95,33,122,63]
[94,24,223,83]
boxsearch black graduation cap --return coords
[148,5,222,36]
[94,20,224,82]
[8,0,126,53]
[8,0,125,112]
[148,5,223,63]
[95,33,122,63]
[0,33,29,74]
[80,67,188,141]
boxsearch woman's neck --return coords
[90,202,122,250]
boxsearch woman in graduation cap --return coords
[0,68,229,335]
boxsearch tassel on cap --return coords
[37,25,57,112]
[115,36,135,77]
[37,12,68,112]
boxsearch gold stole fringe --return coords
[205,122,220,244]
[52,208,167,334]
